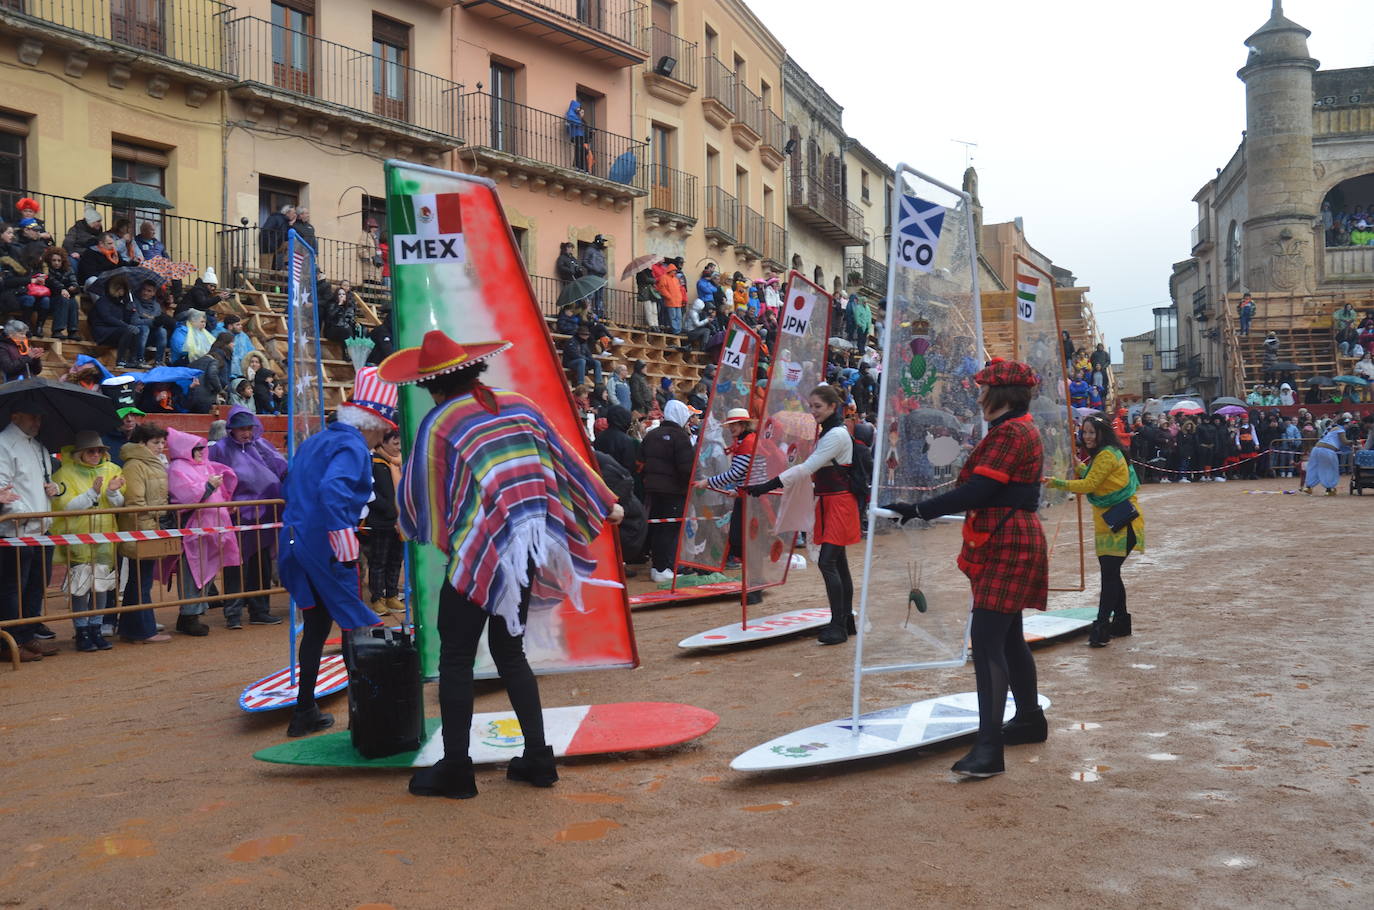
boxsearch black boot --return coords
[1001,707,1048,745]
[1088,620,1111,648]
[506,745,558,788]
[846,611,857,635]
[409,757,478,799]
[90,627,114,651]
[286,704,335,737]
[951,741,1005,778]
[817,620,848,645]
[745,590,763,605]
[75,627,99,652]
[1109,612,1132,637]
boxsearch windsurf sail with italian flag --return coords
[384,160,636,679]
[743,270,833,596]
[855,164,985,686]
[675,316,760,574]
[390,192,467,265]
[1012,254,1082,591]
[1015,270,1039,324]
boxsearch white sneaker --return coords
[612,336,626,345]
[1215,476,1227,483]
[1161,478,1172,483]
[651,569,675,583]
[1180,477,1191,483]
[101,623,115,637]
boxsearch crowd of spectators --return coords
[1322,201,1374,247]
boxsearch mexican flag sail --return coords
[384,161,637,680]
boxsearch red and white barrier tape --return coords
[0,521,283,548]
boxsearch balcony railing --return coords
[704,185,739,244]
[226,17,463,141]
[788,169,863,243]
[1325,245,1374,279]
[763,222,787,269]
[732,82,763,137]
[0,188,379,293]
[702,56,735,116]
[459,0,648,58]
[737,205,765,256]
[3,0,232,72]
[644,26,697,88]
[761,109,785,155]
[1191,285,1211,319]
[459,91,647,189]
[642,163,697,222]
[530,274,636,327]
[846,254,887,293]
[1191,218,1213,253]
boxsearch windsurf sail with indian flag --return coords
[1015,269,1039,323]
[383,160,636,680]
[391,192,467,265]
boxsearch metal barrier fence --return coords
[0,499,286,669]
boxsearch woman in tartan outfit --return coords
[883,358,1048,778]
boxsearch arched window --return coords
[1321,173,1374,246]
[1226,222,1241,288]
[813,265,824,286]
[791,253,803,271]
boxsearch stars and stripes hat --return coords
[973,357,1039,388]
[344,365,399,429]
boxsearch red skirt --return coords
[814,493,861,547]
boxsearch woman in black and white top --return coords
[746,384,860,644]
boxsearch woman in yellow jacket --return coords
[52,431,125,651]
[1045,413,1145,648]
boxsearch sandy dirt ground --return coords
[2,475,1371,910]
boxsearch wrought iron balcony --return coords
[0,0,232,77]
[759,109,785,169]
[642,162,697,227]
[1191,217,1214,254]
[846,253,887,295]
[701,56,734,128]
[788,169,863,244]
[458,0,648,67]
[458,91,647,201]
[1191,285,1211,320]
[731,82,763,150]
[763,222,787,271]
[736,205,765,259]
[643,26,697,99]
[226,16,463,147]
[531,274,636,325]
[704,185,739,246]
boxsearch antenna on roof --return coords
[952,138,977,168]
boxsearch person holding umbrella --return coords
[0,408,60,661]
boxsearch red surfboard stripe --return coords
[565,702,719,754]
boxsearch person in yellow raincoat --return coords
[1045,413,1145,648]
[51,431,126,651]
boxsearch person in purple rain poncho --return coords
[210,407,286,628]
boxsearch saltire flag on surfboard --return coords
[743,270,833,595]
[1014,270,1039,323]
[384,160,636,680]
[390,192,466,266]
[676,316,761,574]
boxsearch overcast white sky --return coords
[744,0,1374,357]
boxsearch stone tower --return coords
[1238,1,1319,293]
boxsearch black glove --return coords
[880,501,923,524]
[743,477,783,497]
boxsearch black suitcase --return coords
[347,626,424,759]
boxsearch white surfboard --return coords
[677,606,833,649]
[730,691,1052,772]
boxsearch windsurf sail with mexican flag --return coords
[675,316,761,574]
[390,192,466,265]
[743,270,834,596]
[384,160,636,680]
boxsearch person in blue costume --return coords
[277,368,397,737]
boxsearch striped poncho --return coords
[397,388,617,635]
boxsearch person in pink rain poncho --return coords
[165,427,239,636]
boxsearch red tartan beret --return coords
[974,357,1039,388]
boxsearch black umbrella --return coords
[87,265,163,299]
[1269,361,1300,372]
[1209,396,1246,410]
[84,181,174,210]
[556,275,607,308]
[0,378,121,452]
[1307,376,1333,387]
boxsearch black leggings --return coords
[969,609,1039,746]
[437,578,545,761]
[366,529,403,601]
[647,493,685,572]
[816,543,853,619]
[294,589,338,715]
[1095,525,1137,624]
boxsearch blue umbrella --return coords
[127,365,203,393]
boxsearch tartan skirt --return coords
[956,509,1048,614]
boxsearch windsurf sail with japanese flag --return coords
[853,165,985,699]
[384,160,636,680]
[675,316,762,574]
[1012,255,1082,590]
[743,270,834,596]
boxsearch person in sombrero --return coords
[380,330,623,799]
[277,367,396,738]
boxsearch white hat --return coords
[202,267,219,285]
[722,408,752,424]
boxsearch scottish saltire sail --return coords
[1012,255,1083,590]
[384,161,636,680]
[854,165,985,687]
[676,316,761,574]
[743,270,833,595]
[285,229,326,457]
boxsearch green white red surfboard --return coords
[253,702,718,768]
